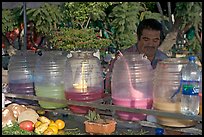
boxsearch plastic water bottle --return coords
[180,56,201,115]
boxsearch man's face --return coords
[137,29,161,58]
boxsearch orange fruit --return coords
[55,119,65,130]
[49,120,55,124]
[43,128,54,135]
[58,129,65,135]
[49,122,58,129]
[34,121,42,128]
[48,125,58,135]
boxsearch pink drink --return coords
[111,54,153,121]
[8,82,37,105]
[112,97,153,121]
[65,87,104,114]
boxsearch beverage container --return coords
[153,58,196,127]
[34,51,67,109]
[111,52,153,121]
[180,56,201,115]
[64,51,104,114]
[8,50,37,105]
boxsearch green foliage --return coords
[108,2,145,49]
[49,28,112,51]
[174,2,202,58]
[85,110,101,122]
[2,122,36,135]
[144,2,157,11]
[109,2,144,35]
[2,9,20,33]
[187,36,201,56]
[108,2,169,50]
[115,33,137,50]
[140,11,168,22]
[62,2,113,29]
[175,2,202,29]
[26,3,64,35]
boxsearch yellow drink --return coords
[153,99,196,127]
[199,93,202,115]
[35,85,66,109]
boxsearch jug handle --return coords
[170,80,182,100]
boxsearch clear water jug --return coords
[8,50,37,105]
[111,53,153,121]
[64,51,104,114]
[153,58,196,127]
[34,51,67,109]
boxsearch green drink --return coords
[35,85,66,109]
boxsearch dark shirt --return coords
[122,44,168,69]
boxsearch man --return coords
[122,18,168,69]
[105,18,168,92]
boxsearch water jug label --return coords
[182,81,199,95]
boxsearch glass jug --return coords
[153,58,196,127]
[111,53,153,121]
[64,51,104,114]
[34,51,67,109]
[8,50,37,105]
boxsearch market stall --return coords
[2,92,202,135]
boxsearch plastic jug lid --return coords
[155,127,164,135]
[188,56,196,61]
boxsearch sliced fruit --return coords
[49,122,58,129]
[38,116,50,124]
[55,119,65,130]
[49,120,55,125]
[48,125,58,135]
[58,129,65,135]
[34,121,42,128]
[43,128,54,135]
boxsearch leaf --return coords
[32,10,41,18]
[26,8,36,15]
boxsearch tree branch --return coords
[156,2,169,34]
[85,16,91,29]
[156,2,164,15]
[194,25,202,45]
[167,2,173,29]
[78,22,84,29]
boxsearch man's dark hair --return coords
[137,19,165,42]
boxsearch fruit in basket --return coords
[47,125,58,135]
[18,108,39,124]
[58,129,65,135]
[49,122,58,129]
[34,121,42,128]
[34,122,49,134]
[55,119,65,130]
[43,128,54,135]
[38,116,50,124]
[19,120,34,131]
[49,120,55,125]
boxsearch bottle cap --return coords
[188,55,196,61]
[155,127,164,135]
